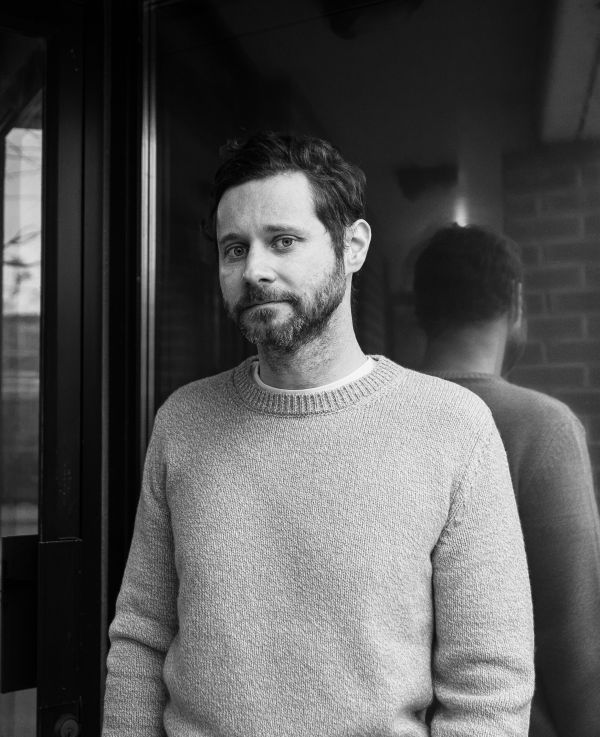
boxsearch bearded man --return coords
[102,133,534,737]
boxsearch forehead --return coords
[216,171,319,234]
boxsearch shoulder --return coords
[496,380,584,434]
[152,361,245,433]
[474,379,591,495]
[377,358,498,443]
[386,359,494,421]
[503,383,590,468]
[165,365,235,406]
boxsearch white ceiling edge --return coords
[542,0,600,142]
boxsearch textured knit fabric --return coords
[428,372,600,737]
[103,356,534,737]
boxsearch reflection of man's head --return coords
[413,224,526,372]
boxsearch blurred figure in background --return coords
[413,223,600,737]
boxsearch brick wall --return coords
[504,142,600,498]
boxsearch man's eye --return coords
[226,245,246,259]
[274,237,295,249]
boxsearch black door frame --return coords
[0,1,142,734]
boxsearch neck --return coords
[420,321,507,377]
[256,304,366,390]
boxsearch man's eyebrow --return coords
[217,232,244,246]
[263,224,307,234]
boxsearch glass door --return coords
[0,0,106,730]
[0,27,44,736]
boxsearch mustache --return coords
[234,285,299,313]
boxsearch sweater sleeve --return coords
[430,419,535,737]
[519,416,600,737]
[102,412,178,736]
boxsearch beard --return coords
[224,259,347,352]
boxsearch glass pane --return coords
[0,27,44,736]
[142,0,536,401]
[144,1,600,496]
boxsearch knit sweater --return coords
[102,356,534,737]
[427,372,600,737]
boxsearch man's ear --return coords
[343,219,371,275]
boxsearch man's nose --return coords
[242,243,276,285]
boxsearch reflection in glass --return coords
[0,27,43,737]
[144,2,600,498]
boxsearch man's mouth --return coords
[244,300,284,309]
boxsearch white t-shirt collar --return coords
[252,356,375,394]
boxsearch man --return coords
[413,223,600,737]
[103,133,534,736]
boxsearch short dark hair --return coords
[210,131,366,258]
[413,224,523,336]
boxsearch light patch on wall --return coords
[453,196,469,226]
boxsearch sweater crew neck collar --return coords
[252,356,375,395]
[231,355,403,415]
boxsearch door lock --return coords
[54,713,80,737]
